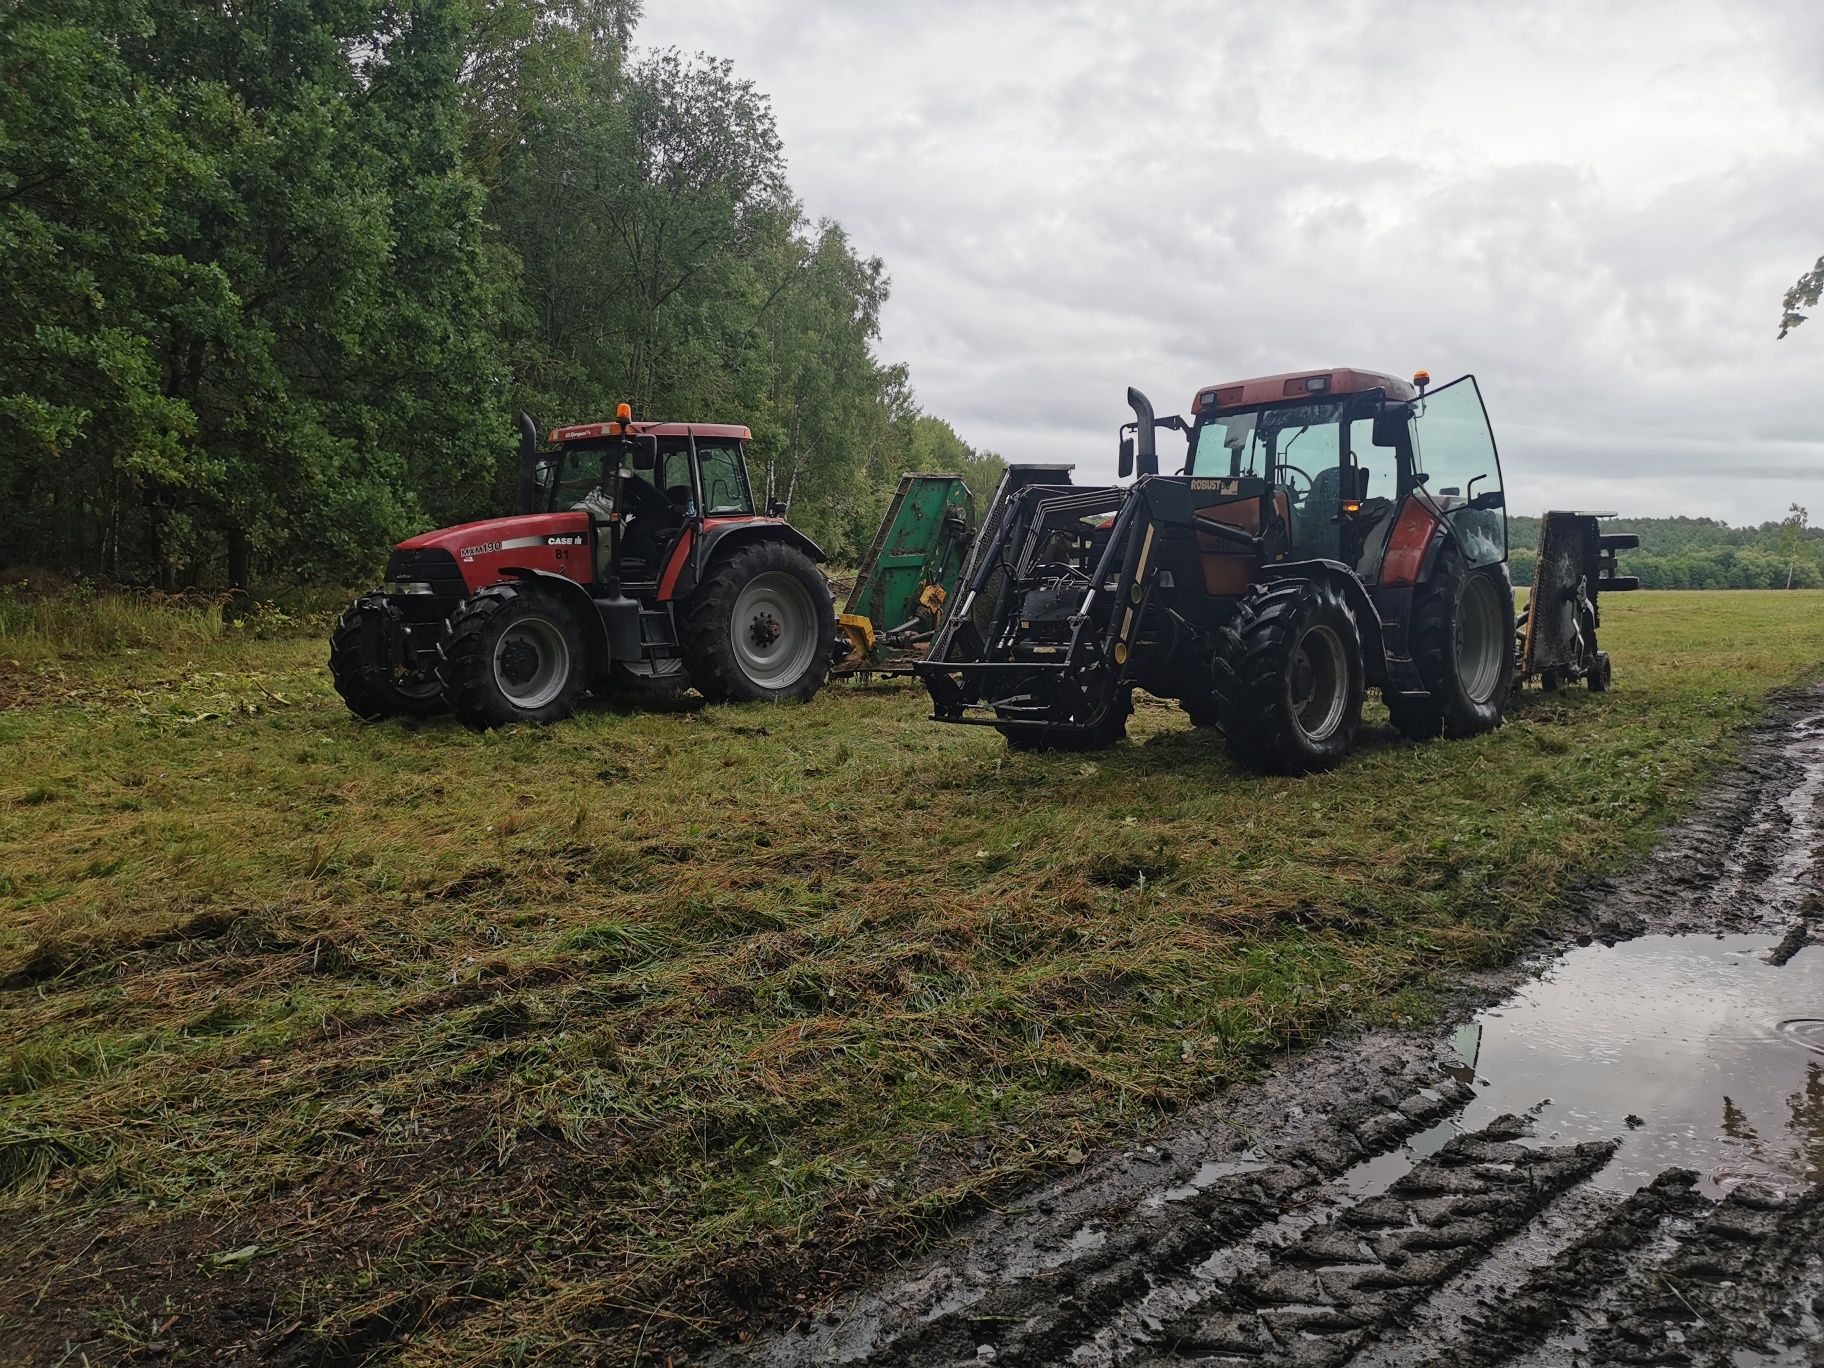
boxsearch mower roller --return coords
[330,406,836,728]
[917,368,1530,773]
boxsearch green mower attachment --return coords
[837,474,975,674]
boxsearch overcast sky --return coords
[637,0,1824,524]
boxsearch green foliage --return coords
[1,0,983,584]
[1780,254,1824,337]
[1509,513,1824,589]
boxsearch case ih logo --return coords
[545,534,586,546]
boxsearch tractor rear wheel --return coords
[1389,547,1514,740]
[439,583,588,730]
[682,542,835,703]
[1211,577,1364,775]
[328,598,446,721]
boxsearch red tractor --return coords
[330,406,836,728]
[918,369,1517,773]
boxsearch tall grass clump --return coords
[0,581,226,661]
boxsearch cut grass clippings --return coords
[0,589,1819,1363]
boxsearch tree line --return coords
[0,1,1003,590]
[1509,510,1824,590]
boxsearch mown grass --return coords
[0,589,1820,1363]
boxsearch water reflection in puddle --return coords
[1439,934,1824,1194]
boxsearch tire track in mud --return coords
[739,686,1824,1367]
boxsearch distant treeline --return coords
[1509,515,1824,590]
[1,2,1002,590]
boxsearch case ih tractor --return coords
[916,368,1518,774]
[329,406,836,728]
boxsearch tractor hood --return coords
[395,511,592,592]
[397,511,589,559]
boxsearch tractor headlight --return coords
[383,581,436,595]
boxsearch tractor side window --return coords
[696,442,753,516]
[1413,376,1505,567]
[655,449,695,513]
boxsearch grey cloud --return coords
[640,0,1824,523]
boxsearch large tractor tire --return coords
[439,582,589,730]
[682,541,835,703]
[328,598,446,721]
[1386,548,1514,741]
[999,685,1132,752]
[1211,577,1365,775]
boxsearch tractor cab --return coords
[1179,368,1507,589]
[522,406,766,588]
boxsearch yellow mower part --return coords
[838,612,876,660]
[918,581,948,622]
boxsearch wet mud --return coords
[739,686,1824,1367]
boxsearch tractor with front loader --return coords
[917,368,1545,773]
[330,406,836,728]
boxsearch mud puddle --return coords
[735,687,1824,1368]
[1370,933,1824,1197]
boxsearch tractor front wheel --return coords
[1211,577,1365,775]
[1389,548,1515,740]
[328,598,446,721]
[439,583,589,730]
[682,542,835,703]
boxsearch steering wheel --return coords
[1277,463,1314,505]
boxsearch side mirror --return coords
[630,435,658,471]
[767,499,788,518]
[1470,489,1505,511]
[1371,409,1409,448]
[1118,433,1135,479]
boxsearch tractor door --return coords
[1412,375,1506,567]
[672,435,757,591]
[1342,397,1420,582]
[641,442,696,588]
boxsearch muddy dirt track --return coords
[739,687,1824,1368]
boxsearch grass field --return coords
[1,589,1820,1364]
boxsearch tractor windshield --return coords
[1190,401,1344,485]
[531,445,609,513]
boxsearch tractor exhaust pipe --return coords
[516,412,540,514]
[1126,387,1158,477]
